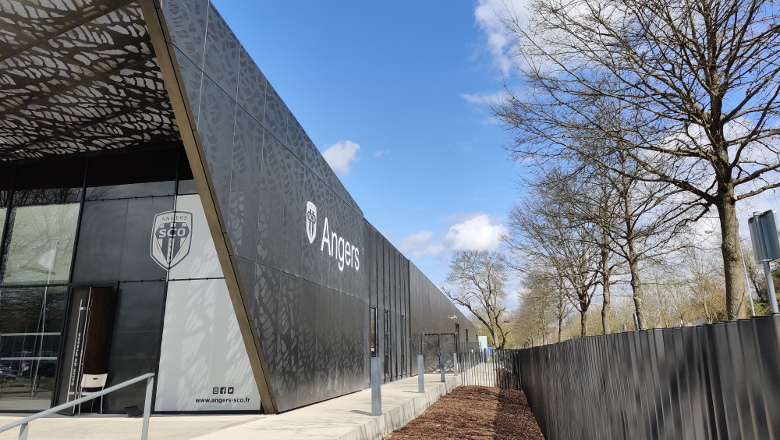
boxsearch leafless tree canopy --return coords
[492,0,780,319]
[443,250,511,348]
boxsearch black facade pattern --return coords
[0,0,477,415]
[510,316,780,440]
[0,1,179,161]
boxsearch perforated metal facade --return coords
[0,0,476,414]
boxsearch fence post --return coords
[453,353,459,376]
[141,375,154,440]
[440,354,445,382]
[418,355,425,393]
[371,357,382,416]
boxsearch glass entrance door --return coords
[56,286,116,413]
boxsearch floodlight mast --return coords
[748,211,780,314]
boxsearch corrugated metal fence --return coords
[498,315,780,440]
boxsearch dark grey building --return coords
[0,0,476,414]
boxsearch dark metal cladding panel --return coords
[172,46,203,125]
[228,108,263,260]
[703,325,727,440]
[275,271,299,411]
[263,83,287,146]
[367,221,376,308]
[160,0,208,68]
[754,315,780,437]
[323,186,339,291]
[286,112,307,162]
[737,319,769,440]
[252,262,279,395]
[713,323,741,439]
[315,286,338,401]
[197,75,235,220]
[672,328,694,440]
[301,169,326,287]
[505,315,780,440]
[296,279,318,407]
[725,321,754,439]
[305,135,329,181]
[237,45,267,128]
[362,296,370,387]
[202,4,239,99]
[662,329,683,440]
[281,149,305,277]
[257,128,284,270]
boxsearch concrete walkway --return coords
[0,373,465,440]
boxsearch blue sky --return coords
[212,0,521,289]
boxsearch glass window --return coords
[72,196,173,283]
[2,202,80,285]
[1,159,85,286]
[0,167,12,252]
[104,281,165,412]
[0,285,67,410]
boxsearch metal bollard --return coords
[418,355,425,393]
[371,357,382,416]
[440,354,445,382]
[19,422,28,440]
[453,353,459,376]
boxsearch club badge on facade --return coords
[150,210,193,270]
[306,201,317,244]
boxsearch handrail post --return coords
[142,375,154,440]
[0,372,155,437]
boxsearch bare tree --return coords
[505,174,602,337]
[493,0,780,319]
[443,250,511,348]
[517,269,573,344]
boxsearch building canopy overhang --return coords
[0,0,178,162]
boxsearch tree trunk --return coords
[628,250,645,330]
[718,198,747,319]
[580,306,588,337]
[557,314,563,343]
[600,244,611,335]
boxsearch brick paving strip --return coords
[386,386,544,440]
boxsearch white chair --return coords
[78,374,108,415]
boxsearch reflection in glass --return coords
[2,201,80,285]
[0,286,66,410]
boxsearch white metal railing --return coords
[0,372,155,440]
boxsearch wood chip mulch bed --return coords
[385,386,544,440]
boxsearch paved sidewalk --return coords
[0,373,463,440]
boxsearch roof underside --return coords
[0,0,178,162]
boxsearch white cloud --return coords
[403,213,508,259]
[400,230,433,253]
[322,140,360,175]
[460,91,506,105]
[374,149,390,157]
[474,0,526,75]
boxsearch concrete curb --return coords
[336,375,462,440]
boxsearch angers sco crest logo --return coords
[150,211,193,270]
[306,201,317,244]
